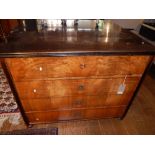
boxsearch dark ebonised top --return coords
[0,20,155,57]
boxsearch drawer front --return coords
[27,110,84,123]
[52,78,116,96]
[21,98,53,112]
[52,76,140,97]
[27,106,126,123]
[21,97,72,112]
[15,76,140,99]
[5,56,150,81]
[87,94,132,107]
[21,93,132,112]
[85,106,126,119]
[53,96,86,109]
[27,111,61,123]
[15,81,52,99]
[6,58,47,81]
[21,96,86,112]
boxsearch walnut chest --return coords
[0,20,155,126]
[4,55,151,124]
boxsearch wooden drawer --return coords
[5,56,150,81]
[52,76,140,97]
[87,94,132,107]
[53,96,86,109]
[85,106,126,119]
[21,96,86,112]
[21,92,132,112]
[15,76,140,99]
[15,81,52,99]
[6,58,47,81]
[21,97,71,112]
[26,106,126,124]
[21,98,53,112]
[27,109,84,123]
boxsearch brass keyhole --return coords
[74,100,82,105]
[80,64,86,69]
[78,85,84,91]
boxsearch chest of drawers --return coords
[4,55,151,125]
[1,20,155,126]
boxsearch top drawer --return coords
[5,56,150,81]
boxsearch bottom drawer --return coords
[27,109,84,123]
[85,106,126,119]
[26,106,126,124]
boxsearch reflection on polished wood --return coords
[5,55,150,125]
[0,74,155,134]
[0,20,154,56]
[5,56,150,81]
[1,20,155,126]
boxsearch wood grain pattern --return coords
[21,96,82,112]
[0,20,155,57]
[21,92,136,112]
[85,106,126,119]
[1,19,155,126]
[27,110,84,123]
[51,77,140,97]
[26,106,126,124]
[14,76,140,100]
[1,74,155,134]
[87,94,132,107]
[21,98,52,112]
[15,81,52,99]
[5,56,150,81]
[4,55,151,124]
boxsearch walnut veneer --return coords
[5,56,150,124]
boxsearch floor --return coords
[0,73,155,135]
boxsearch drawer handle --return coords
[78,85,85,91]
[80,64,86,69]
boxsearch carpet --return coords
[0,127,58,135]
[0,68,19,114]
[0,67,20,128]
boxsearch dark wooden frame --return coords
[0,51,155,58]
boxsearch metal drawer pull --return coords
[78,85,85,91]
[80,64,86,69]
